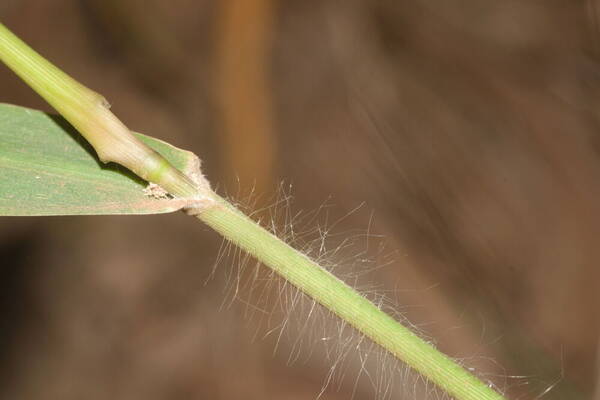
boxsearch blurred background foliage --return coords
[1,1,600,399]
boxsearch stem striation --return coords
[196,197,506,400]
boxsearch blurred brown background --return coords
[1,1,600,399]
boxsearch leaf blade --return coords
[0,103,198,216]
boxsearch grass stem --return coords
[0,22,200,198]
[0,20,507,400]
[196,197,506,400]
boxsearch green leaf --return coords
[0,103,199,216]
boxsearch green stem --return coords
[0,19,508,400]
[197,198,506,400]
[0,22,199,198]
